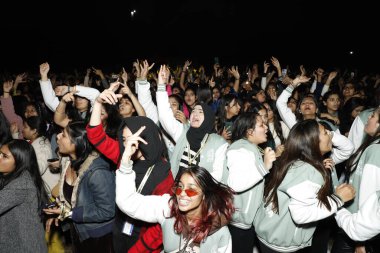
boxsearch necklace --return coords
[186,134,209,166]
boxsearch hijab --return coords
[118,116,169,195]
[186,103,215,151]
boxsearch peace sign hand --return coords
[121,126,148,162]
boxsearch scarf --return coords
[186,103,215,151]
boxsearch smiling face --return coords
[189,105,205,128]
[175,173,204,216]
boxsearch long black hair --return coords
[345,107,380,181]
[66,121,93,171]
[264,120,333,213]
[0,139,49,216]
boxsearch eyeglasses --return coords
[172,186,200,197]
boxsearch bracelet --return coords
[3,91,10,93]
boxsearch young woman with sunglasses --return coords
[116,125,235,252]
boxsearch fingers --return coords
[46,219,52,233]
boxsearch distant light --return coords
[349,51,354,55]
[131,9,137,17]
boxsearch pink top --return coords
[0,96,23,138]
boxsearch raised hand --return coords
[228,66,240,80]
[138,60,155,81]
[122,126,148,161]
[271,57,281,70]
[54,85,69,96]
[92,67,105,78]
[208,76,216,88]
[183,60,192,72]
[15,73,27,84]
[158,65,170,85]
[96,81,122,104]
[61,90,77,104]
[263,61,270,74]
[291,75,311,87]
[40,62,50,81]
[133,59,141,79]
[121,67,128,84]
[300,65,306,76]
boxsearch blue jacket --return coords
[70,155,116,241]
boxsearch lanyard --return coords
[137,165,155,193]
[186,134,209,166]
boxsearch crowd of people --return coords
[1,57,379,253]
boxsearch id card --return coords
[122,221,134,236]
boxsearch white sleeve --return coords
[217,232,232,253]
[348,116,365,153]
[136,80,159,124]
[310,80,317,93]
[39,79,59,112]
[358,164,380,208]
[156,90,184,142]
[287,180,343,224]
[75,85,100,109]
[261,77,267,90]
[321,84,330,96]
[227,148,267,192]
[335,193,380,241]
[276,87,297,129]
[330,131,354,165]
[280,121,290,139]
[210,143,228,182]
[115,169,170,224]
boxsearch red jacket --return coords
[87,124,174,253]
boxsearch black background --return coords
[1,0,378,73]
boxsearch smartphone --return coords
[281,69,287,77]
[47,158,59,163]
[44,202,58,209]
[214,57,220,65]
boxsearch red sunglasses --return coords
[172,186,199,197]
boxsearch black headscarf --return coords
[118,116,170,195]
[186,103,215,151]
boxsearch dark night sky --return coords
[1,1,378,72]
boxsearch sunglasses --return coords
[172,186,199,197]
